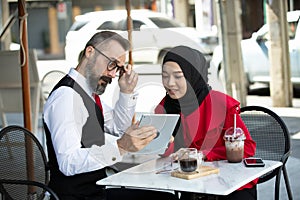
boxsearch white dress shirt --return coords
[43,68,138,176]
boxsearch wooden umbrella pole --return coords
[18,0,35,195]
[126,0,136,123]
[18,0,32,131]
[126,0,133,65]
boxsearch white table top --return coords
[97,157,282,196]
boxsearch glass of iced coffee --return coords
[224,127,246,163]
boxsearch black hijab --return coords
[162,45,211,116]
[162,46,211,150]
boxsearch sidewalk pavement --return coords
[246,95,300,200]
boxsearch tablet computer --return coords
[133,114,180,154]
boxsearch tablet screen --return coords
[133,114,180,154]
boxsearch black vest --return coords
[43,75,107,197]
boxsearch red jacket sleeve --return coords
[204,101,258,190]
[204,96,256,161]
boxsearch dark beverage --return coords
[179,158,197,172]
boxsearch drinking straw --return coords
[233,113,237,138]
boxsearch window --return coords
[288,21,298,39]
[97,19,147,31]
[149,17,182,28]
[132,20,146,30]
[97,21,119,30]
[112,19,146,31]
[69,21,89,31]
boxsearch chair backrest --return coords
[0,125,58,199]
[240,105,291,183]
[41,70,66,101]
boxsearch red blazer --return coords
[155,90,258,189]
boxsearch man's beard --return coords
[86,72,112,95]
[86,62,100,91]
[85,58,112,95]
[95,76,112,95]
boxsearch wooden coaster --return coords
[171,166,219,180]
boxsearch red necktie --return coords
[93,93,103,113]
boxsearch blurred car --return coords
[65,9,218,66]
[211,10,300,90]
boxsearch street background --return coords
[1,1,300,199]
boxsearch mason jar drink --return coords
[224,127,245,163]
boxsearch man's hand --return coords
[117,123,157,154]
[118,64,138,94]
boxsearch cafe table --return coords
[97,157,282,196]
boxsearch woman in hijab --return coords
[155,46,257,200]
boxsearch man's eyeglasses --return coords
[92,45,125,72]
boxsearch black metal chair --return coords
[240,106,293,200]
[0,125,59,200]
